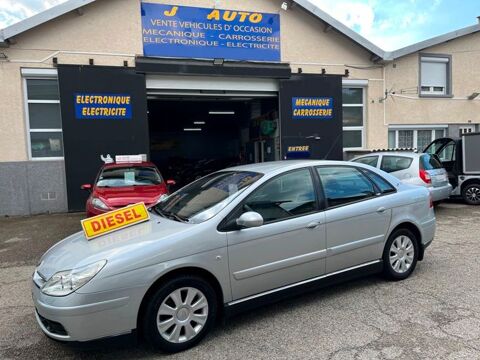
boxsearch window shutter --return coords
[421,57,448,88]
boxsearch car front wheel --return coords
[142,275,217,353]
[383,228,418,280]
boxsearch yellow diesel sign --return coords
[81,203,150,240]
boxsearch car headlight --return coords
[91,197,109,211]
[41,260,107,296]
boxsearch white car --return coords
[352,152,452,202]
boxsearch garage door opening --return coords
[148,95,279,188]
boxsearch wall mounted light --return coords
[213,58,224,66]
[281,2,289,11]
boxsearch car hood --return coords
[94,185,167,207]
[36,214,194,280]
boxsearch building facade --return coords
[384,28,480,150]
[0,0,479,215]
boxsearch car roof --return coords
[224,160,376,174]
[223,160,403,188]
[102,161,158,170]
[354,152,422,159]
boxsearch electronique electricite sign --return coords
[141,3,281,62]
[291,97,334,120]
[74,93,132,120]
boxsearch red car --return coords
[81,162,175,218]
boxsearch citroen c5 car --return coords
[81,161,175,217]
[352,152,452,202]
[33,160,435,353]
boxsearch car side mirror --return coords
[81,184,92,191]
[166,179,176,186]
[236,212,264,228]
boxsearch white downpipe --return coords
[383,65,387,126]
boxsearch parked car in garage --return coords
[81,161,175,217]
[352,152,452,202]
[33,160,435,352]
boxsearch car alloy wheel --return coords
[157,287,209,344]
[143,275,217,353]
[383,228,418,280]
[389,235,414,274]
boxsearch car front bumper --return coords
[429,183,453,202]
[32,281,143,342]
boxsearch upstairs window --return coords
[420,55,451,96]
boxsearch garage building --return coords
[1,0,479,215]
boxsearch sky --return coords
[0,0,479,51]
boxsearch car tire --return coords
[142,275,217,353]
[382,228,418,281]
[462,183,480,205]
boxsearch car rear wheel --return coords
[383,229,418,280]
[142,275,217,353]
[462,183,480,205]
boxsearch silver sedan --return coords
[32,160,435,353]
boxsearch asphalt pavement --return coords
[1,202,479,359]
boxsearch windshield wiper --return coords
[153,207,188,223]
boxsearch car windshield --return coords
[96,166,163,187]
[155,171,263,223]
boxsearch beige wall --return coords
[384,31,480,132]
[0,0,385,161]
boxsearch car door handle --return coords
[306,221,322,229]
[376,207,387,213]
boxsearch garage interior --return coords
[147,94,279,188]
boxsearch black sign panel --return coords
[279,74,343,160]
[58,65,149,211]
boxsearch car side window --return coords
[380,156,413,173]
[362,169,396,194]
[242,169,317,223]
[353,156,378,167]
[316,166,375,208]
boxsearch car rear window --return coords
[420,154,443,170]
[352,156,378,167]
[380,156,413,173]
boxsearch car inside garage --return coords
[147,95,279,188]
